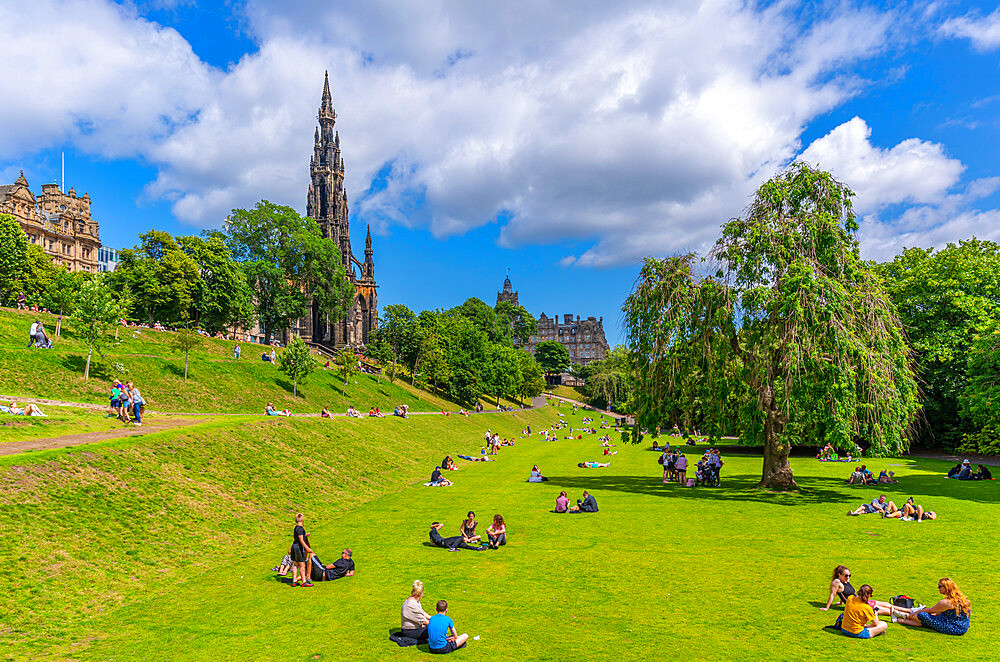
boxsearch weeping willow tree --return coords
[623,163,919,490]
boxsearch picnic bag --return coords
[892,595,915,609]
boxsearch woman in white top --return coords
[400,580,432,641]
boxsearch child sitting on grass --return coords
[428,600,469,654]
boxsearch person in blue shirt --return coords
[427,599,469,654]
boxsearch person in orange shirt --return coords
[834,584,888,638]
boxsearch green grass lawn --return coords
[0,404,127,444]
[0,307,466,414]
[2,403,996,661]
[545,384,587,402]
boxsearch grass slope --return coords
[0,405,125,445]
[2,405,997,661]
[0,307,463,414]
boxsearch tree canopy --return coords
[534,340,570,376]
[623,163,919,490]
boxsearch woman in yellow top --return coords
[835,585,888,638]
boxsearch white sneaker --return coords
[890,608,903,622]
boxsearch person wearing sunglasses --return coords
[820,565,893,612]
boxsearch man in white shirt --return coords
[27,320,38,348]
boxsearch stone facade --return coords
[496,271,519,306]
[299,71,377,347]
[525,313,610,366]
[0,171,101,273]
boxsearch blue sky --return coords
[3,1,1000,346]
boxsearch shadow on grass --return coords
[547,473,847,506]
[805,475,1000,505]
[59,354,111,381]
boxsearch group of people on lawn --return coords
[822,565,971,637]
[947,459,992,480]
[108,379,146,426]
[26,319,53,349]
[428,513,507,551]
[847,494,937,520]
[846,464,897,485]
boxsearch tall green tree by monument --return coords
[112,231,201,325]
[277,335,316,397]
[225,201,354,344]
[494,300,538,345]
[73,276,130,380]
[624,163,919,490]
[178,234,254,334]
[534,340,570,378]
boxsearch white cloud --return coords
[940,9,1000,51]
[0,0,946,267]
[860,206,1000,261]
[798,117,965,213]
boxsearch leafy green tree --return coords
[624,163,919,490]
[73,276,129,380]
[170,328,203,382]
[0,213,29,304]
[112,231,201,325]
[494,301,537,345]
[877,239,1000,450]
[960,318,1000,454]
[277,334,316,397]
[177,234,254,334]
[365,334,393,385]
[534,340,570,378]
[581,346,633,412]
[484,344,523,406]
[16,243,59,307]
[225,201,353,343]
[516,352,546,406]
[421,334,452,395]
[337,346,355,397]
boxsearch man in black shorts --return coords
[311,548,356,581]
[429,522,484,551]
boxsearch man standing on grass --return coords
[428,600,469,654]
[27,319,38,348]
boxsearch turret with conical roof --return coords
[497,269,519,306]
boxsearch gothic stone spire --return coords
[319,70,336,122]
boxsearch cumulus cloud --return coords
[5,0,974,267]
[940,9,1000,51]
[798,117,965,213]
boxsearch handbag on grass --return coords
[892,595,915,608]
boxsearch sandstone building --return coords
[525,312,610,366]
[0,171,101,273]
[299,72,377,347]
[496,270,519,306]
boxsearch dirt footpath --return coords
[0,417,208,456]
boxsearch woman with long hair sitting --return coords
[892,578,971,635]
[486,514,506,549]
[820,565,893,612]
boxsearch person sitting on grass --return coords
[429,522,483,551]
[891,578,970,635]
[460,511,480,544]
[441,456,456,471]
[310,548,355,582]
[555,490,570,513]
[820,565,895,612]
[400,580,433,642]
[321,407,332,418]
[528,465,548,482]
[950,459,974,480]
[429,467,452,487]
[578,461,610,468]
[602,447,617,456]
[428,599,469,654]
[569,490,599,512]
[846,466,864,485]
[946,463,963,478]
[975,464,992,480]
[877,469,897,484]
[832,584,888,638]
[290,513,314,588]
[486,514,507,549]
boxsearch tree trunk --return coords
[294,375,298,397]
[56,311,63,338]
[85,340,94,379]
[184,349,189,382]
[758,392,797,490]
[342,371,347,397]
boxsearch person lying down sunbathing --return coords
[578,462,610,468]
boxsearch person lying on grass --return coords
[847,495,900,517]
[265,403,291,416]
[569,491,599,512]
[832,584,888,638]
[310,548,355,582]
[820,565,894,612]
[460,511,480,544]
[888,498,937,521]
[3,402,46,416]
[890,578,970,635]
[429,522,484,551]
[578,462,610,468]
[400,580,433,642]
[290,513,314,587]
[428,599,469,654]
[486,514,507,549]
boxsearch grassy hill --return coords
[0,307,488,414]
[2,401,997,660]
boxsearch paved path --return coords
[0,395,548,456]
